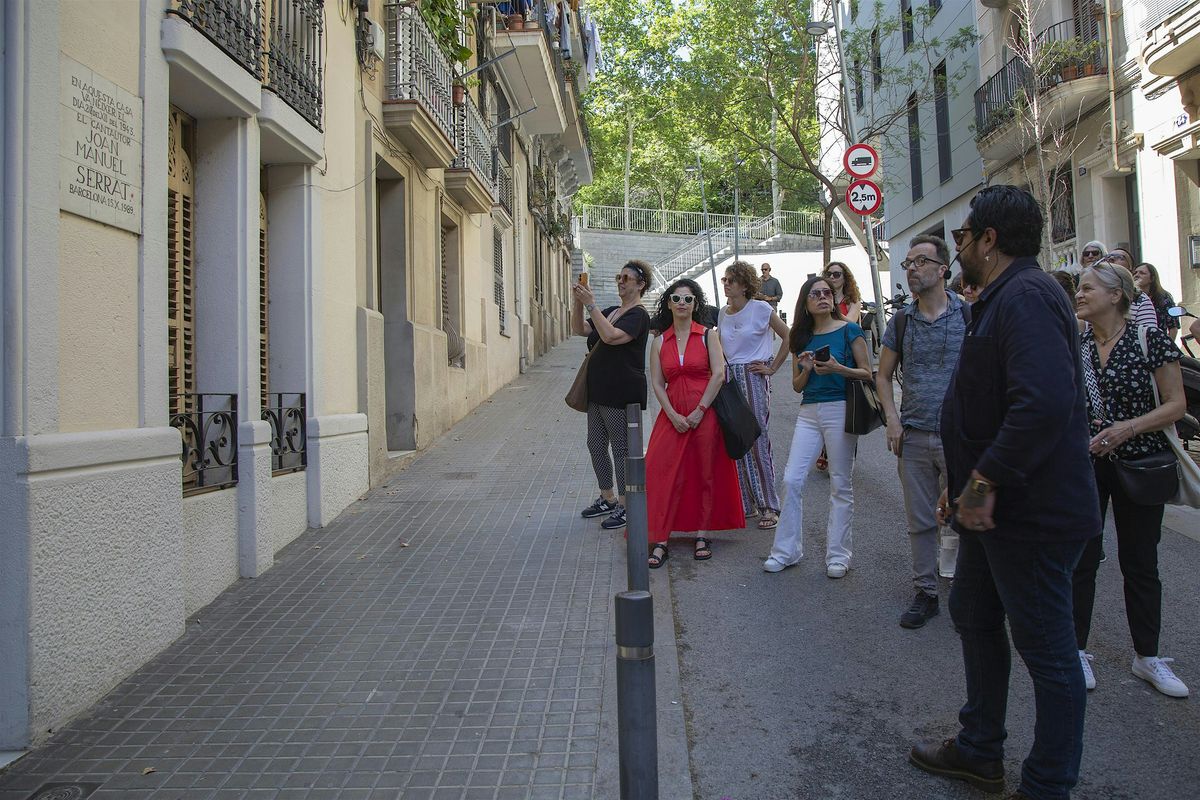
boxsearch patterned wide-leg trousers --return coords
[727,362,780,515]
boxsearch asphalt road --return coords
[665,367,1200,800]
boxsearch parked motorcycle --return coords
[1166,306,1200,444]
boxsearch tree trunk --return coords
[771,105,781,235]
[823,205,834,264]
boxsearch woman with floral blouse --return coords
[1071,261,1188,698]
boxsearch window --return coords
[854,58,864,111]
[929,0,942,15]
[440,206,465,368]
[258,188,269,411]
[934,62,951,184]
[1050,166,1076,244]
[902,0,914,50]
[167,107,196,421]
[907,94,923,201]
[871,30,881,88]
[850,0,859,22]
[493,228,506,334]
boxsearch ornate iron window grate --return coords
[262,393,307,474]
[168,0,263,79]
[265,0,324,130]
[170,393,239,495]
[494,149,514,217]
[452,95,496,193]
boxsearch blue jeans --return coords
[950,533,1088,800]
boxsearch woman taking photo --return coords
[718,261,791,529]
[645,279,745,566]
[1133,261,1181,342]
[571,260,652,531]
[1072,262,1188,697]
[764,275,872,578]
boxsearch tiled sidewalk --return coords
[0,339,686,800]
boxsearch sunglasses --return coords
[669,294,696,305]
[615,275,639,284]
[1082,249,1102,258]
[809,288,834,299]
[950,227,974,246]
[824,271,844,278]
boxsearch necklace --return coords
[1096,323,1125,347]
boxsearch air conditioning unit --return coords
[369,20,386,62]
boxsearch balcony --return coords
[445,96,496,214]
[264,0,324,130]
[493,150,514,227]
[974,19,1109,167]
[1143,3,1200,77]
[168,0,263,79]
[170,393,239,495]
[492,2,567,135]
[383,1,457,169]
[261,393,307,474]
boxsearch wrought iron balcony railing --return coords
[168,0,264,79]
[494,149,514,216]
[261,392,307,474]
[452,96,496,193]
[265,0,324,130]
[974,18,1107,140]
[170,393,239,495]
[385,1,456,146]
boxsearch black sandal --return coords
[649,543,669,569]
[694,537,712,561]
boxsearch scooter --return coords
[1166,306,1200,444]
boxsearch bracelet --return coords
[585,303,596,312]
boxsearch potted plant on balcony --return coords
[420,0,473,63]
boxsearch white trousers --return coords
[768,400,858,567]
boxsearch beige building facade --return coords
[0,0,592,751]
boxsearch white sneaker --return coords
[763,557,794,573]
[1131,655,1189,698]
[826,563,848,579]
[1079,651,1096,691]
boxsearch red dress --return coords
[646,322,746,542]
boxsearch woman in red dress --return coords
[646,279,746,566]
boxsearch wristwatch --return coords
[967,477,995,497]
[585,303,596,312]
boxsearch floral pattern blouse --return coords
[1082,324,1180,458]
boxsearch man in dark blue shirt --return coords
[909,186,1100,800]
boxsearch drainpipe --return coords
[1103,0,1131,174]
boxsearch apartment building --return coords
[971,0,1198,304]
[0,0,593,750]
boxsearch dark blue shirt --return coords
[940,258,1100,541]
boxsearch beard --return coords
[960,248,986,287]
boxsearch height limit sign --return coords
[846,179,881,216]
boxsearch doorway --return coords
[377,172,416,452]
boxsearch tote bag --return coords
[839,325,884,435]
[704,331,761,459]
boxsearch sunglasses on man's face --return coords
[669,294,696,305]
[950,227,974,247]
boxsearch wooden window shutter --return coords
[167,107,196,420]
[493,228,505,333]
[440,224,450,332]
[259,190,269,411]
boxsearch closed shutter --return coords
[259,191,269,411]
[167,107,196,420]
[440,223,450,331]
[493,228,505,333]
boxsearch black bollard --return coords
[615,590,658,799]
[625,403,649,592]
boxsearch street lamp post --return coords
[808,15,887,347]
[732,157,744,262]
[687,155,720,305]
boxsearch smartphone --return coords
[814,345,831,362]
[578,272,589,287]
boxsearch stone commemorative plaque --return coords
[59,54,143,234]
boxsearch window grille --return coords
[493,228,506,334]
[259,190,269,410]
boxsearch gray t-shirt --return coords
[881,292,968,432]
[759,277,783,306]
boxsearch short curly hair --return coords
[723,260,761,300]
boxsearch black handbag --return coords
[839,326,884,435]
[705,331,762,459]
[1112,450,1180,506]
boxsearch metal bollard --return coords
[615,590,658,799]
[625,403,650,592]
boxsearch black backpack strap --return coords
[894,307,909,367]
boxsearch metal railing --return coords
[974,18,1107,139]
[494,149,514,216]
[452,95,496,193]
[580,205,848,241]
[385,1,456,146]
[168,0,264,78]
[265,0,324,130]
[170,393,239,494]
[261,392,307,474]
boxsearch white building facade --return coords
[1,0,593,752]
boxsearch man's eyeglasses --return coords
[669,294,696,305]
[900,255,945,270]
[809,288,834,299]
[951,227,975,247]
